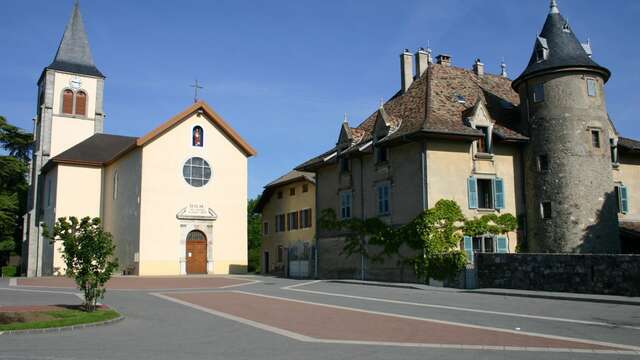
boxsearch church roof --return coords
[136,101,257,156]
[619,137,640,154]
[48,1,104,78]
[49,133,137,167]
[512,1,609,89]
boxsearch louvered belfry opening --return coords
[62,90,74,114]
[75,91,87,115]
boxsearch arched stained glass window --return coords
[192,126,203,147]
[62,90,74,114]
[75,91,87,116]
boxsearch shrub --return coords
[44,217,118,312]
[1,265,17,277]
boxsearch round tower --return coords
[512,0,620,253]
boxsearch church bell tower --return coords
[24,0,105,276]
[513,0,619,253]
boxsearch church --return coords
[23,2,255,277]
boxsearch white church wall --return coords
[49,72,99,157]
[103,148,143,275]
[138,111,248,275]
[51,164,103,273]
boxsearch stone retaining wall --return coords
[476,253,640,296]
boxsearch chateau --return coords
[295,1,640,280]
[23,3,255,277]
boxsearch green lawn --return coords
[0,308,120,331]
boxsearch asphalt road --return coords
[1,276,639,360]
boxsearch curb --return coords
[0,315,125,336]
[466,290,640,307]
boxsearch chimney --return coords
[400,49,414,92]
[415,48,429,78]
[436,54,452,67]
[473,58,484,76]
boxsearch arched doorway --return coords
[186,230,207,274]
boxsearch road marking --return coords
[283,281,640,331]
[0,287,80,296]
[281,280,322,290]
[235,290,640,352]
[151,290,640,355]
[150,292,315,342]
[217,279,261,289]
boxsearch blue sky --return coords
[1,0,638,198]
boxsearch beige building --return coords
[25,3,256,276]
[254,171,315,277]
[297,3,640,280]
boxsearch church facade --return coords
[296,1,640,280]
[23,3,255,277]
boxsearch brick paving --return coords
[16,276,251,290]
[165,291,621,350]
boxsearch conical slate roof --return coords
[48,1,103,78]
[513,1,609,89]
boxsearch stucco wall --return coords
[260,180,315,274]
[102,148,142,274]
[50,165,103,274]
[614,153,640,221]
[426,139,522,251]
[138,111,248,275]
[49,72,98,157]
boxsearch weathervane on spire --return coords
[190,79,203,103]
[550,0,559,14]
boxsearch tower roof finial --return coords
[550,0,560,14]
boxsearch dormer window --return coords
[562,22,571,33]
[340,157,350,173]
[453,94,466,104]
[534,37,549,63]
[375,146,389,163]
[476,126,491,154]
[536,47,545,62]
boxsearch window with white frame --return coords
[340,191,352,219]
[300,208,312,228]
[377,183,390,215]
[182,157,212,187]
[287,211,299,231]
[476,126,491,153]
[586,78,597,97]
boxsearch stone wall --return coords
[477,253,640,296]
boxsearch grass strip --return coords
[0,308,120,331]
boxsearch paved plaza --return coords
[1,275,639,359]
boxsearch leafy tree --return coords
[0,116,32,258]
[44,217,118,312]
[247,197,262,272]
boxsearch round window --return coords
[183,157,211,187]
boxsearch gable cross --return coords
[190,79,203,103]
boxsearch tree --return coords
[0,116,32,259]
[463,213,518,240]
[247,197,262,272]
[45,217,118,312]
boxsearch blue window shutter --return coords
[494,178,505,210]
[468,177,478,209]
[620,186,629,214]
[463,236,473,262]
[496,236,508,253]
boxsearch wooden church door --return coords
[186,230,207,274]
